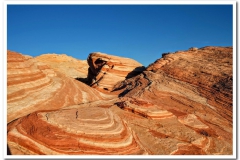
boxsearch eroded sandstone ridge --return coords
[7,51,111,123]
[113,46,233,153]
[35,53,88,78]
[86,52,145,91]
[7,47,233,155]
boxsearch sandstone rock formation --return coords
[113,46,233,154]
[86,52,145,92]
[7,50,112,123]
[7,47,233,155]
[7,106,147,155]
[7,97,232,155]
[35,53,88,78]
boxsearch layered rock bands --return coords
[86,52,145,91]
[7,51,111,123]
[35,53,88,79]
[113,46,233,153]
[7,47,233,155]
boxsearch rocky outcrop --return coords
[35,53,88,79]
[7,106,148,155]
[115,97,175,119]
[112,46,233,154]
[8,98,232,155]
[146,46,233,121]
[86,52,145,92]
[7,51,111,123]
[7,47,233,155]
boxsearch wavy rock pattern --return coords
[112,46,233,154]
[7,106,147,155]
[147,46,232,116]
[7,51,107,123]
[86,52,145,91]
[35,53,88,78]
[7,47,233,155]
[116,98,175,119]
[8,102,232,155]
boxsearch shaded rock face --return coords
[7,47,233,155]
[86,52,145,91]
[35,53,88,79]
[7,51,109,123]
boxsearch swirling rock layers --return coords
[113,46,233,154]
[116,98,174,119]
[7,47,233,155]
[86,52,145,91]
[35,53,88,78]
[7,107,147,155]
[147,46,232,115]
[7,51,106,123]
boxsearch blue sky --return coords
[7,5,233,66]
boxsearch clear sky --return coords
[7,5,233,66]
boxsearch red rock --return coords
[7,47,233,155]
[112,46,233,154]
[35,53,88,78]
[86,52,145,92]
[7,106,147,155]
[7,50,112,123]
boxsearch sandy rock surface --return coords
[7,51,113,123]
[7,47,233,155]
[35,53,88,78]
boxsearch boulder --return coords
[86,52,145,91]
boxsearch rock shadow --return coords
[125,66,145,79]
[75,77,89,85]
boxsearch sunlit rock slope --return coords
[35,53,88,78]
[7,51,110,123]
[7,47,233,155]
